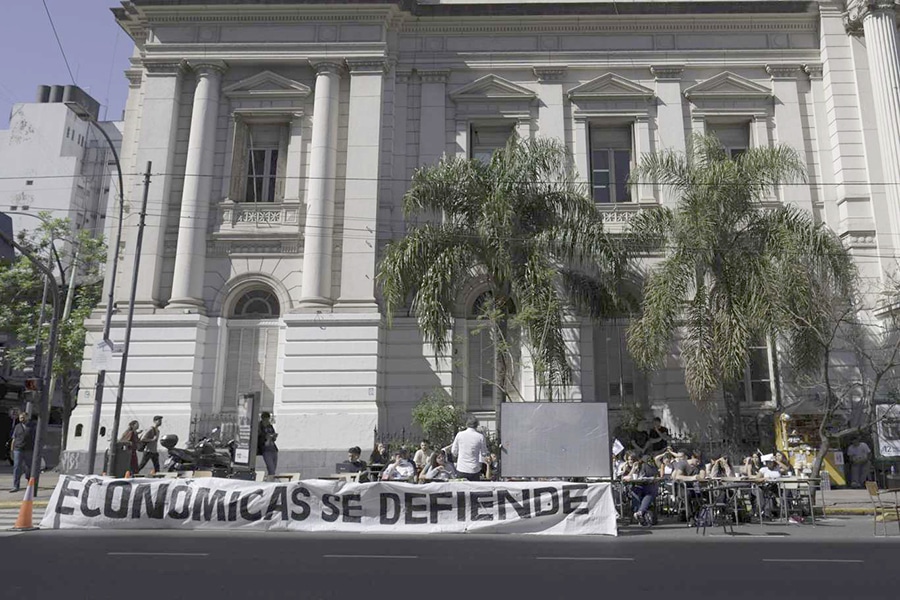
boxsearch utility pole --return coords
[0,226,61,497]
[105,162,151,476]
[50,249,79,450]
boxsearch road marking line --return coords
[323,554,418,560]
[536,557,635,562]
[762,559,863,564]
[108,552,209,557]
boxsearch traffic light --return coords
[23,342,43,391]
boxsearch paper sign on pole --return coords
[91,341,113,371]
[876,405,900,458]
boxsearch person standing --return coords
[9,413,35,493]
[847,438,872,488]
[258,412,279,478]
[120,420,141,474]
[138,415,163,474]
[450,416,489,482]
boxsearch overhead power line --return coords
[41,0,77,85]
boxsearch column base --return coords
[296,296,334,311]
[333,299,379,313]
[166,297,207,314]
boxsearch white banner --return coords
[876,405,900,458]
[40,476,616,536]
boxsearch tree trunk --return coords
[495,317,509,445]
[810,437,830,507]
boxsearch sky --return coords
[0,0,133,127]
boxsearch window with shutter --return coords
[590,125,633,204]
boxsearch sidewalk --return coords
[0,464,888,513]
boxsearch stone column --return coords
[169,61,226,310]
[650,65,686,153]
[300,61,342,307]
[120,60,184,308]
[418,69,449,166]
[338,59,386,311]
[845,0,900,237]
[533,66,567,143]
[767,64,814,213]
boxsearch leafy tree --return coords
[0,214,106,448]
[378,136,631,407]
[410,388,467,450]
[626,135,855,438]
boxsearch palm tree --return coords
[378,136,630,405]
[626,134,855,417]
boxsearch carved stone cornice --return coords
[346,58,390,75]
[395,69,414,84]
[844,0,899,35]
[766,63,803,80]
[125,68,143,88]
[309,60,344,77]
[417,69,450,84]
[142,60,187,77]
[649,65,685,80]
[533,66,567,82]
[803,63,824,80]
[189,60,228,76]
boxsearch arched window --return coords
[74,424,83,438]
[232,288,280,319]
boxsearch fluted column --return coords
[300,60,342,307]
[846,1,900,236]
[169,61,226,310]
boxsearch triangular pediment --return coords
[224,71,311,99]
[449,74,536,103]
[684,72,772,100]
[567,73,655,101]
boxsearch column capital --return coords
[310,59,344,77]
[844,0,898,34]
[189,60,228,76]
[766,63,804,80]
[650,65,685,80]
[417,69,450,83]
[803,63,824,80]
[142,59,187,77]
[346,58,391,75]
[532,66,567,82]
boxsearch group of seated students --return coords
[616,446,798,526]
[340,440,496,483]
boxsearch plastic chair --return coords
[865,481,900,536]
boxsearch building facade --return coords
[63,0,900,475]
[0,86,121,241]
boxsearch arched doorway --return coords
[222,287,281,413]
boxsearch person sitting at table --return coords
[420,449,458,482]
[370,442,390,466]
[654,447,682,478]
[617,451,637,479]
[623,455,659,526]
[755,459,783,518]
[381,448,416,481]
[774,451,794,476]
[707,452,735,478]
[671,450,706,480]
[741,453,762,477]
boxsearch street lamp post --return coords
[74,115,126,474]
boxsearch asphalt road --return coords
[2,522,899,600]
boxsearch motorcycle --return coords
[161,428,238,477]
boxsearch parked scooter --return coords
[161,428,237,476]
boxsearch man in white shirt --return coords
[451,416,489,482]
[847,438,872,488]
[413,440,430,471]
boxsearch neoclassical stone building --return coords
[64,0,900,474]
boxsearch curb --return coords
[0,500,49,510]
[824,507,898,517]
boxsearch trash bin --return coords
[110,442,133,478]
